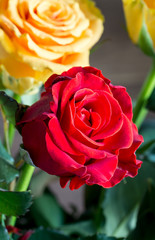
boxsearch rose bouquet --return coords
[0,0,155,240]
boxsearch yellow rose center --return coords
[143,0,155,9]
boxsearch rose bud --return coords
[18,66,143,190]
[0,0,103,95]
[122,0,155,56]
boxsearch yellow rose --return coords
[0,0,104,95]
[122,0,155,56]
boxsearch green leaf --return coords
[0,91,18,125]
[138,120,155,163]
[146,88,155,112]
[0,139,14,164]
[137,139,155,163]
[0,225,9,240]
[31,192,64,228]
[103,161,155,238]
[127,181,155,240]
[0,157,19,184]
[61,220,96,237]
[138,21,155,57]
[0,189,32,216]
[19,145,36,167]
[137,139,155,155]
[80,234,124,240]
[139,119,155,144]
[28,228,71,240]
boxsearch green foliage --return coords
[0,189,32,216]
[85,185,102,209]
[146,88,155,112]
[80,234,124,240]
[84,186,105,231]
[19,145,36,167]
[61,220,96,237]
[31,192,64,228]
[138,21,155,57]
[127,181,155,240]
[0,157,18,184]
[28,228,71,240]
[103,161,155,238]
[0,139,14,164]
[138,120,155,163]
[137,139,155,163]
[0,91,18,125]
[0,225,9,240]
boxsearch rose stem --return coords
[133,58,155,128]
[8,163,35,226]
[8,93,21,147]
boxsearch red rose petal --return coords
[91,92,123,140]
[44,73,58,91]
[22,120,85,176]
[22,120,54,173]
[83,66,111,84]
[46,131,86,176]
[51,79,70,114]
[48,115,85,165]
[86,154,118,184]
[104,114,133,150]
[59,72,112,119]
[101,168,127,188]
[60,176,70,188]
[110,84,133,121]
[19,93,52,124]
[69,176,87,190]
[66,133,106,160]
[62,66,85,78]
[119,159,142,178]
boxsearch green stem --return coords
[15,163,35,192]
[8,163,35,226]
[133,58,155,128]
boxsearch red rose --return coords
[18,67,143,190]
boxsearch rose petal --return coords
[101,168,127,188]
[18,93,52,124]
[86,154,118,184]
[91,91,123,139]
[46,130,86,176]
[66,133,106,160]
[48,115,86,164]
[59,72,112,118]
[69,176,86,190]
[60,176,70,188]
[104,114,133,150]
[110,84,133,121]
[22,120,55,174]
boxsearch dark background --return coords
[0,0,152,214]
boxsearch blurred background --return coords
[0,0,152,215]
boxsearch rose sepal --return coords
[19,144,36,168]
[138,20,155,57]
